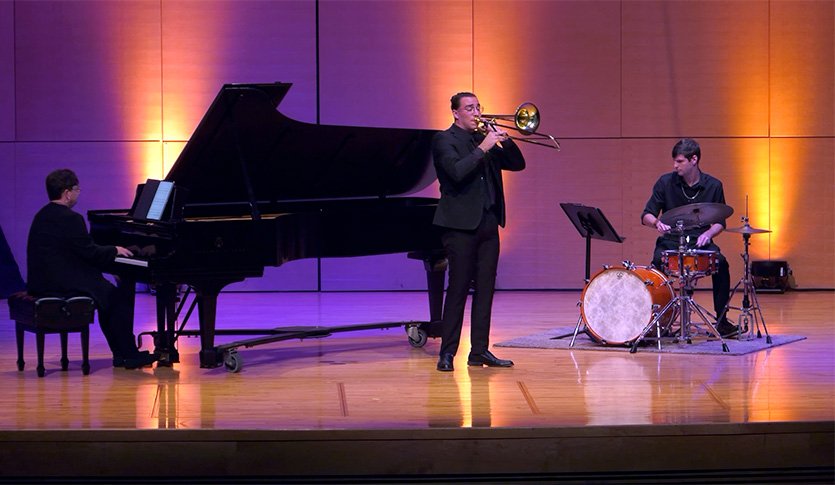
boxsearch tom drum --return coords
[661,249,718,277]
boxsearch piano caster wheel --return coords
[223,350,242,373]
[406,326,428,348]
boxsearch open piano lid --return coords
[165,83,438,205]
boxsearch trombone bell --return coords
[513,102,540,133]
[477,102,560,150]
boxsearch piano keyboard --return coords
[114,257,149,268]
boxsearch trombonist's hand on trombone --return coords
[478,123,509,152]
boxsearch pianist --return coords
[26,169,157,369]
[432,92,526,372]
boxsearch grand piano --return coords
[89,83,446,371]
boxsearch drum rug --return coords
[495,327,805,355]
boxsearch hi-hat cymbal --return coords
[660,202,734,229]
[726,224,771,234]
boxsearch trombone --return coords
[477,102,560,150]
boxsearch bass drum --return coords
[581,266,674,345]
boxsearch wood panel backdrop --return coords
[0,0,832,290]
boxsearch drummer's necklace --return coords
[681,186,701,200]
[681,180,701,201]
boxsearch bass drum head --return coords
[581,268,654,345]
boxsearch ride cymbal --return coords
[660,202,734,229]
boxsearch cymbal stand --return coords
[723,216,772,343]
[630,221,730,353]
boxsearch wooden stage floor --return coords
[1,290,833,482]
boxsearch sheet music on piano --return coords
[131,179,175,222]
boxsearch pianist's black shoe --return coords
[119,351,158,370]
[437,353,454,372]
[467,350,513,367]
[113,350,151,367]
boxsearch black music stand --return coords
[559,203,624,283]
[554,203,624,344]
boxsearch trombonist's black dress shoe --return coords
[437,353,454,372]
[467,350,513,367]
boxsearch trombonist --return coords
[432,92,526,372]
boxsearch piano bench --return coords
[8,292,94,377]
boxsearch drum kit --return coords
[566,201,773,352]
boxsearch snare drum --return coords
[661,249,718,276]
[581,266,674,345]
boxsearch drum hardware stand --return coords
[722,211,772,343]
[629,301,672,351]
[630,221,730,353]
[618,260,676,351]
[553,203,625,346]
[567,301,585,347]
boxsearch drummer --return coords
[641,138,736,336]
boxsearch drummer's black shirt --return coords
[642,171,731,317]
[642,170,726,238]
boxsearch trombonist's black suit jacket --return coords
[432,124,525,230]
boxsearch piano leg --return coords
[196,287,223,368]
[420,252,447,338]
[154,284,180,366]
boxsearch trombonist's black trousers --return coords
[439,210,500,357]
